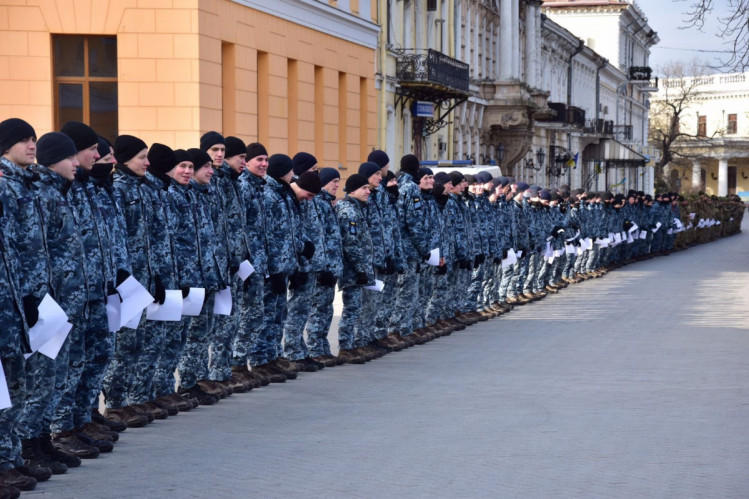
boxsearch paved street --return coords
[29,220,749,498]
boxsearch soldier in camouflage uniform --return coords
[0,118,52,492]
[336,174,374,364]
[446,172,478,325]
[20,133,88,475]
[305,168,344,365]
[414,168,442,341]
[283,170,326,371]
[506,182,531,305]
[424,175,456,334]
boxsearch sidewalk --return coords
[29,219,749,498]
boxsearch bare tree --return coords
[676,0,749,70]
[648,61,716,185]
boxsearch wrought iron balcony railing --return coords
[395,48,470,93]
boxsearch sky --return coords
[643,0,738,72]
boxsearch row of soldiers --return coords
[0,117,744,496]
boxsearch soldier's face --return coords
[125,148,149,177]
[3,137,37,167]
[368,171,382,188]
[419,175,433,190]
[454,181,466,194]
[77,143,100,170]
[350,184,370,203]
[49,155,80,181]
[226,153,246,174]
[171,161,194,185]
[208,144,225,167]
[323,178,339,197]
[247,155,268,177]
[380,164,390,178]
[193,163,214,185]
[296,188,316,201]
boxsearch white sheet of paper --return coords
[653,221,662,233]
[716,221,721,225]
[28,294,69,352]
[565,244,576,255]
[38,321,73,360]
[544,242,553,259]
[426,248,440,266]
[0,361,11,410]
[501,249,517,268]
[639,230,647,240]
[627,233,634,244]
[106,293,121,332]
[585,238,594,250]
[146,290,183,321]
[124,310,142,330]
[628,223,639,233]
[213,287,233,315]
[613,233,622,244]
[576,246,583,256]
[182,288,206,316]
[236,260,255,281]
[553,249,562,257]
[667,228,673,235]
[689,212,696,219]
[516,250,523,259]
[596,238,610,248]
[364,279,385,292]
[117,276,155,328]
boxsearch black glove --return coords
[573,239,581,247]
[116,269,131,287]
[269,273,287,294]
[551,225,565,237]
[477,254,486,265]
[318,271,337,287]
[301,241,315,260]
[385,257,395,274]
[421,253,431,263]
[502,248,509,259]
[436,264,448,275]
[623,220,633,232]
[355,272,369,285]
[415,263,423,274]
[288,271,308,290]
[230,263,239,276]
[22,295,38,328]
[493,257,501,264]
[154,275,166,305]
[181,287,190,298]
[460,259,472,270]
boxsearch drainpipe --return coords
[378,0,388,149]
[594,56,608,189]
[447,0,455,160]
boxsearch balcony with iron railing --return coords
[395,48,470,94]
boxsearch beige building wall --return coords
[0,0,376,169]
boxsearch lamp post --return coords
[496,143,506,174]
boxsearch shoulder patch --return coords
[349,221,357,234]
[413,197,422,209]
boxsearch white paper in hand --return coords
[213,287,233,315]
[501,248,517,269]
[426,248,440,266]
[146,290,183,321]
[38,321,73,360]
[0,361,12,410]
[364,279,385,292]
[117,276,154,328]
[124,311,142,330]
[28,294,69,352]
[652,221,662,233]
[639,230,647,240]
[182,288,206,316]
[236,260,254,281]
[106,293,121,332]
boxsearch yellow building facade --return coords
[0,0,379,169]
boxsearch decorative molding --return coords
[231,0,379,49]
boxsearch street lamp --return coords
[495,143,505,166]
[535,147,546,169]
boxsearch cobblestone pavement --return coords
[28,220,749,498]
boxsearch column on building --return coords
[524,1,537,88]
[718,158,728,196]
[499,0,512,80]
[692,159,701,189]
[511,0,519,79]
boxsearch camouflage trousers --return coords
[128,319,169,405]
[357,272,382,347]
[426,268,450,325]
[151,319,188,398]
[0,354,25,470]
[102,313,144,410]
[50,312,89,433]
[210,278,243,381]
[455,266,472,312]
[415,265,434,330]
[498,262,514,301]
[377,273,400,337]
[305,281,336,358]
[391,261,419,336]
[338,285,362,351]
[563,252,577,279]
[283,272,316,361]
[19,343,65,439]
[466,262,486,312]
[480,262,501,308]
[256,278,288,365]
[235,272,265,368]
[523,252,542,293]
[509,255,530,297]
[177,291,216,390]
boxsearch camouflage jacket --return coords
[263,176,302,277]
[311,190,344,278]
[166,180,202,289]
[397,172,431,262]
[335,195,374,289]
[237,171,269,276]
[214,163,251,270]
[190,181,227,290]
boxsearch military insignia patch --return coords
[349,221,357,234]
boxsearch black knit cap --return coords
[113,135,148,164]
[188,148,212,170]
[0,118,36,153]
[464,174,476,186]
[266,153,294,179]
[416,167,433,182]
[200,131,225,152]
[400,154,420,176]
[148,143,177,174]
[358,161,381,179]
[225,136,247,159]
[345,173,369,193]
[367,149,390,168]
[449,171,465,186]
[295,171,321,195]
[433,172,451,186]
[292,152,317,176]
[174,149,194,165]
[318,167,340,187]
[36,132,78,167]
[61,121,98,152]
[497,176,509,187]
[97,136,112,159]
[246,142,268,160]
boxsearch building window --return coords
[697,115,706,137]
[53,35,118,141]
[727,113,737,134]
